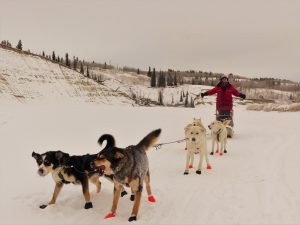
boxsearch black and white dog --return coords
[32,150,103,209]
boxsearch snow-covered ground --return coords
[0,101,299,225]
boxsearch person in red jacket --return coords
[201,75,246,126]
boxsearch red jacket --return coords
[207,83,242,111]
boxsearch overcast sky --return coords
[1,0,299,81]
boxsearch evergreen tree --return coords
[104,62,107,69]
[147,66,151,77]
[190,97,195,108]
[158,90,164,105]
[137,68,140,75]
[174,73,177,86]
[185,94,189,107]
[16,40,22,50]
[42,51,45,57]
[86,66,90,77]
[80,63,84,74]
[65,53,70,67]
[52,51,56,61]
[151,68,156,87]
[180,92,183,102]
[73,56,78,70]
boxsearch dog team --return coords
[32,117,231,221]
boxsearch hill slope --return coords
[0,46,135,105]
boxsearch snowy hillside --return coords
[0,102,299,224]
[0,46,135,105]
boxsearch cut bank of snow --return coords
[0,102,299,225]
[0,47,135,105]
[247,103,300,112]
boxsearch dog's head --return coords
[94,147,125,175]
[185,125,206,144]
[32,150,69,176]
[208,120,226,133]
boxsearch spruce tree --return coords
[65,53,70,67]
[80,63,84,74]
[147,66,151,77]
[86,66,90,77]
[174,73,177,86]
[151,68,156,87]
[42,51,45,57]
[185,94,189,107]
[137,68,140,74]
[52,51,56,61]
[16,40,22,50]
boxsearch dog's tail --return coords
[98,134,115,150]
[137,129,161,151]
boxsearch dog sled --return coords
[216,110,234,138]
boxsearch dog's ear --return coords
[114,151,124,159]
[223,120,231,126]
[32,151,39,159]
[55,151,64,161]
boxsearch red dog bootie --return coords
[148,195,156,202]
[216,149,219,153]
[104,212,115,219]
[207,165,212,170]
[189,164,193,169]
[219,152,223,156]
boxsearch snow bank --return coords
[246,103,300,112]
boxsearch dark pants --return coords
[216,110,233,127]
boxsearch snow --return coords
[0,101,299,225]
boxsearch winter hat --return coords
[220,75,228,81]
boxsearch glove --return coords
[201,92,208,98]
[240,93,246,99]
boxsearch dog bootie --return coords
[189,164,193,168]
[84,202,93,209]
[104,212,115,219]
[148,195,156,202]
[128,215,137,222]
[121,190,128,197]
[207,165,212,170]
[219,152,223,156]
[216,150,219,153]
[184,171,189,175]
[39,204,48,209]
[210,152,214,155]
[130,194,135,201]
[196,170,201,174]
[224,149,227,153]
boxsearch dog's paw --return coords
[39,204,48,209]
[189,164,193,168]
[224,150,227,153]
[148,195,156,203]
[104,212,115,219]
[121,190,128,197]
[130,194,135,201]
[183,171,189,175]
[207,165,212,170]
[210,152,214,155]
[128,215,137,222]
[84,202,93,209]
[220,152,223,156]
[196,170,201,174]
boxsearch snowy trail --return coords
[0,103,299,224]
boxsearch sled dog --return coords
[93,129,161,222]
[184,118,211,175]
[32,150,102,209]
[208,120,231,155]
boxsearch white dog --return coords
[208,120,231,156]
[184,118,212,175]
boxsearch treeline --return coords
[1,39,299,94]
